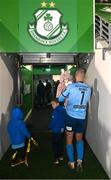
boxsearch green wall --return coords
[21,66,33,116]
[70,66,77,76]
[0,0,19,51]
[0,0,94,52]
[33,65,76,75]
[33,66,63,75]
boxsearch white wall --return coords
[86,41,111,178]
[0,54,17,159]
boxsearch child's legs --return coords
[52,133,60,160]
[19,147,26,160]
[11,146,26,163]
[11,149,18,163]
[58,133,64,157]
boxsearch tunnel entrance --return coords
[0,52,93,120]
[20,53,77,111]
[16,52,93,120]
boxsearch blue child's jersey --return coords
[58,82,91,119]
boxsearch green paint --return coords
[33,65,77,77]
[0,0,19,51]
[96,3,111,23]
[0,0,94,52]
[33,66,63,75]
[70,66,77,75]
[21,66,33,116]
[77,0,94,52]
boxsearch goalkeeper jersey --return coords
[58,82,91,119]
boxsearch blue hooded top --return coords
[8,107,31,148]
[49,105,66,133]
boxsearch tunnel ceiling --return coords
[20,53,76,64]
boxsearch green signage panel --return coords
[0,0,19,52]
[0,0,94,52]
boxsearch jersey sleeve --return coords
[58,85,70,102]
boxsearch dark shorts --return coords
[65,113,86,133]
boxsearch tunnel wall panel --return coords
[0,55,17,159]
[21,66,33,118]
[86,41,111,178]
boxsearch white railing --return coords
[95,14,111,47]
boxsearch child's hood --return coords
[10,107,23,121]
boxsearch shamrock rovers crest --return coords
[28,1,69,45]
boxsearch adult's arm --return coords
[58,85,70,102]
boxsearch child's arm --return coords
[49,111,58,130]
[20,122,31,139]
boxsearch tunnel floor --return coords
[0,107,109,179]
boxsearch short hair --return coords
[51,98,59,104]
[75,68,86,76]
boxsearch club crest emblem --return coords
[28,1,69,45]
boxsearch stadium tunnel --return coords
[0,49,111,179]
[0,0,111,179]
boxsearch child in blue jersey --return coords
[8,107,31,167]
[49,98,65,164]
[58,68,91,170]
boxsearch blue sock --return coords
[76,140,84,161]
[66,144,74,163]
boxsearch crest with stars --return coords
[28,1,69,45]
